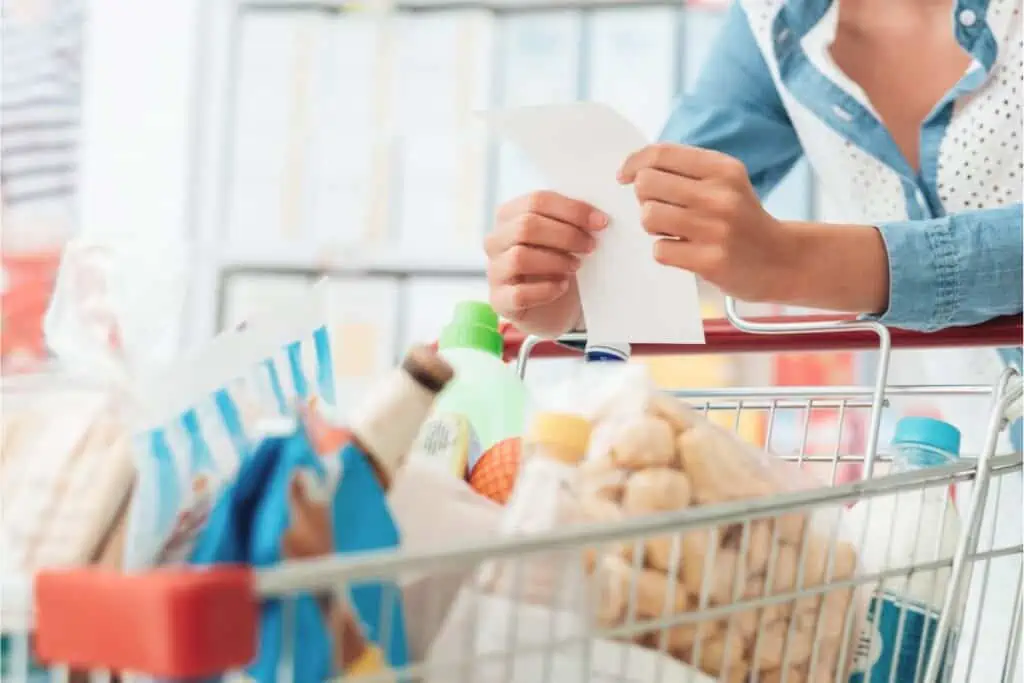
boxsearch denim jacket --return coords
[660,0,1023,342]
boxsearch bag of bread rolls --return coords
[559,363,867,683]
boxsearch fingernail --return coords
[557,279,570,292]
[589,211,608,229]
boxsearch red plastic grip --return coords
[500,315,1023,362]
[35,567,257,677]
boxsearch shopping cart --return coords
[6,308,1023,683]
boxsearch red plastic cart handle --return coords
[34,567,257,677]
[499,315,1023,362]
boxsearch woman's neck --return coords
[837,0,955,34]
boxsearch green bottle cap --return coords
[438,301,503,357]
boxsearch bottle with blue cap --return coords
[584,341,631,363]
[848,416,965,683]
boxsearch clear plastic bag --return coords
[568,363,866,682]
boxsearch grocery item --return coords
[0,381,133,580]
[183,345,452,682]
[584,341,631,362]
[483,411,593,607]
[425,410,595,683]
[571,365,862,683]
[123,281,336,570]
[388,459,504,661]
[430,301,527,479]
[847,417,964,683]
[241,345,454,681]
[462,341,630,505]
[466,436,521,505]
[412,412,480,478]
[0,236,186,679]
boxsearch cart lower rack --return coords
[7,312,1023,683]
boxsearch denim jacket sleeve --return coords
[658,2,803,197]
[870,205,1024,332]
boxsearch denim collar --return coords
[770,0,1002,192]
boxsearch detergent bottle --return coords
[412,301,527,503]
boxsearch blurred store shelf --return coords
[219,243,486,277]
[241,0,723,13]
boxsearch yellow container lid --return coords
[528,412,591,462]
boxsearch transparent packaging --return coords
[484,411,592,608]
[564,363,867,683]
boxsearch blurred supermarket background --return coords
[1,0,1006,461]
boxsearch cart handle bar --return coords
[499,314,1022,362]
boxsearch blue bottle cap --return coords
[892,416,961,456]
[584,342,631,362]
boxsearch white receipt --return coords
[485,102,704,345]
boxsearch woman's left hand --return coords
[618,143,801,304]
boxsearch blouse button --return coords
[959,8,978,27]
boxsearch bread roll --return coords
[678,427,774,503]
[577,457,627,502]
[759,666,810,683]
[665,618,722,657]
[578,494,624,524]
[622,467,692,514]
[692,628,746,677]
[610,415,677,470]
[753,618,814,670]
[746,519,775,574]
[645,534,682,575]
[767,544,800,595]
[646,393,700,434]
[682,535,743,605]
[777,512,809,545]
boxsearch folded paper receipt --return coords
[485,102,705,346]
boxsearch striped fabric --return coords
[2,0,84,210]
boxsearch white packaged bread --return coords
[570,369,862,683]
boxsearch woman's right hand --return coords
[484,191,607,338]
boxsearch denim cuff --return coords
[863,216,958,332]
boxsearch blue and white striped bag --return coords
[123,281,336,570]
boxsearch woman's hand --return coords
[619,143,889,313]
[484,191,607,337]
[618,143,799,304]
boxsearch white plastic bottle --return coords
[848,417,964,683]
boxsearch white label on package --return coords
[485,103,705,345]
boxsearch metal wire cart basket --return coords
[6,309,1023,683]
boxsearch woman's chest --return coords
[784,26,1022,221]
[829,26,971,171]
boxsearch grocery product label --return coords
[849,594,954,683]
[411,413,479,478]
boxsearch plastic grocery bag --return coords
[425,589,719,683]
[565,363,866,683]
[388,460,504,661]
[1,235,187,579]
